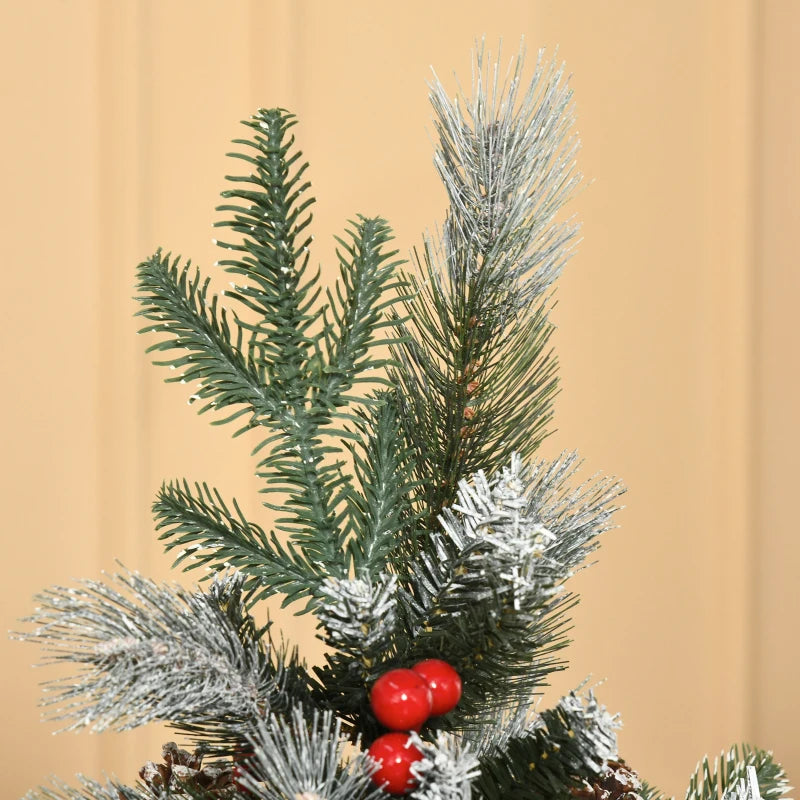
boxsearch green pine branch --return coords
[136,251,276,425]
[473,694,619,800]
[153,480,322,606]
[307,391,421,729]
[684,746,791,800]
[136,108,410,593]
[392,270,558,528]
[215,107,318,378]
[391,454,622,724]
[322,217,407,406]
[250,216,405,573]
[391,49,579,530]
[254,419,350,576]
[397,524,576,721]
[344,394,421,578]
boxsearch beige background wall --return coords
[2,2,797,798]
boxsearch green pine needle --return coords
[684,745,791,800]
[136,108,412,595]
[344,394,422,577]
[153,480,321,606]
[473,693,619,800]
[136,251,274,421]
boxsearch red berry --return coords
[370,668,433,731]
[368,732,423,795]
[232,747,256,796]
[411,659,462,716]
[232,764,254,797]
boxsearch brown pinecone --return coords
[139,741,236,797]
[570,759,644,800]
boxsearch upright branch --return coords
[136,108,408,605]
[392,46,581,528]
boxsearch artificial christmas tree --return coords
[16,44,790,800]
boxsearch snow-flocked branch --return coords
[317,573,398,653]
[15,570,294,734]
[409,732,481,800]
[238,706,382,800]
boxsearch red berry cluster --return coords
[367,660,462,795]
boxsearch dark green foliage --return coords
[343,395,421,576]
[136,108,409,598]
[389,454,623,726]
[392,252,559,530]
[135,90,614,755]
[305,398,420,730]
[323,223,409,403]
[246,216,404,571]
[395,525,576,723]
[154,480,320,606]
[641,782,668,800]
[390,52,581,531]
[137,251,270,424]
[684,746,791,800]
[215,109,317,347]
[474,699,618,800]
